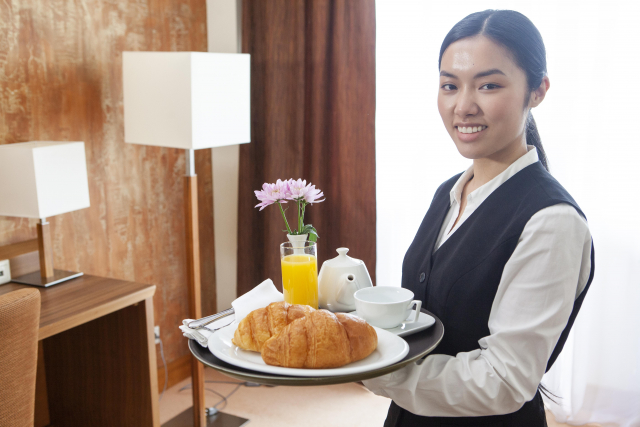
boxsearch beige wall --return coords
[207,0,243,311]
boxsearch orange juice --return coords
[281,254,318,309]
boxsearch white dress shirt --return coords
[363,146,593,417]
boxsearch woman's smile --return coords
[455,125,488,142]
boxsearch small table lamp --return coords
[0,141,91,287]
[123,51,250,427]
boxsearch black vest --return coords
[385,162,595,427]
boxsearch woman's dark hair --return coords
[439,10,549,171]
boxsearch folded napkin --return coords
[180,278,284,347]
[230,278,284,322]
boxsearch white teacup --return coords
[354,286,422,329]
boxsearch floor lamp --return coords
[123,51,250,427]
[0,141,91,287]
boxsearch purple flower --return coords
[253,178,324,239]
[254,179,291,211]
[287,179,325,204]
[303,184,325,204]
[287,179,310,200]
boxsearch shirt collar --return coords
[449,145,540,205]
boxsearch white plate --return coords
[208,322,409,377]
[347,310,435,337]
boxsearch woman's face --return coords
[438,36,542,161]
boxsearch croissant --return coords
[261,310,378,369]
[232,301,315,352]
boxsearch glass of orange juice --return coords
[280,241,318,309]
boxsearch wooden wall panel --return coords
[0,0,215,367]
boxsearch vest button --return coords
[419,272,426,283]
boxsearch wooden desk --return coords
[0,275,160,427]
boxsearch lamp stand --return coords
[38,219,55,278]
[163,150,248,427]
[12,219,83,287]
[185,163,206,427]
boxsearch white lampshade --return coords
[0,141,91,219]
[122,51,251,150]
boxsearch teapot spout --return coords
[335,273,359,309]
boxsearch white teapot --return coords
[318,248,373,312]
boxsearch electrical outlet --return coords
[0,259,10,285]
[154,326,160,344]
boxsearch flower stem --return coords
[278,202,292,234]
[301,202,306,228]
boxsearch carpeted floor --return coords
[158,368,600,427]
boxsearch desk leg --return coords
[34,342,50,427]
[43,298,160,426]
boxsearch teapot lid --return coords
[325,248,363,269]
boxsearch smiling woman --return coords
[376,1,640,425]
[365,9,594,427]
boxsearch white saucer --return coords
[347,310,435,337]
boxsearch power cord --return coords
[179,380,273,416]
[158,337,168,401]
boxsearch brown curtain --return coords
[238,0,376,296]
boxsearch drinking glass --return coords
[280,241,318,309]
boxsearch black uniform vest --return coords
[385,161,595,427]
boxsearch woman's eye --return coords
[480,83,500,90]
[441,84,457,91]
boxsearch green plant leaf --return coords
[300,224,316,234]
[300,224,319,241]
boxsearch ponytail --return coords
[526,111,549,171]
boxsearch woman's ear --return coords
[530,75,550,108]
